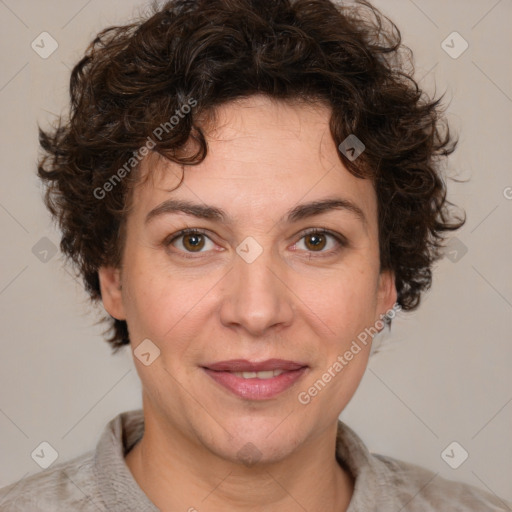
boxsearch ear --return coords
[375,269,398,326]
[98,266,126,320]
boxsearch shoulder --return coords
[335,420,511,511]
[372,453,512,511]
[0,450,104,512]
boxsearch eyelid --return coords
[296,227,348,244]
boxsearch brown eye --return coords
[304,232,327,251]
[166,229,214,254]
[182,233,206,252]
[294,229,347,256]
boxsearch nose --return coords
[219,243,295,337]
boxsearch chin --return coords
[219,436,299,467]
[198,414,310,466]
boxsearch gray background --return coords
[0,0,511,504]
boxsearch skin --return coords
[99,94,397,512]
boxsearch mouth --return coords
[201,359,309,400]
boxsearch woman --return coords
[1,0,509,510]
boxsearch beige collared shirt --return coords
[0,408,510,511]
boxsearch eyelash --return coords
[164,227,348,259]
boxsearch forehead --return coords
[131,96,377,230]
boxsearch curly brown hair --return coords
[37,0,465,354]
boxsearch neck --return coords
[125,414,354,512]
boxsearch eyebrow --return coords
[144,197,367,227]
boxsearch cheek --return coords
[295,264,379,338]
[121,253,212,347]
[120,252,172,339]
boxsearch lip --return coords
[202,359,308,400]
[203,359,307,372]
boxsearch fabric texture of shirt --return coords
[0,408,510,511]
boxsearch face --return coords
[99,95,396,465]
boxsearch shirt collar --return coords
[93,408,158,511]
[334,419,397,510]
